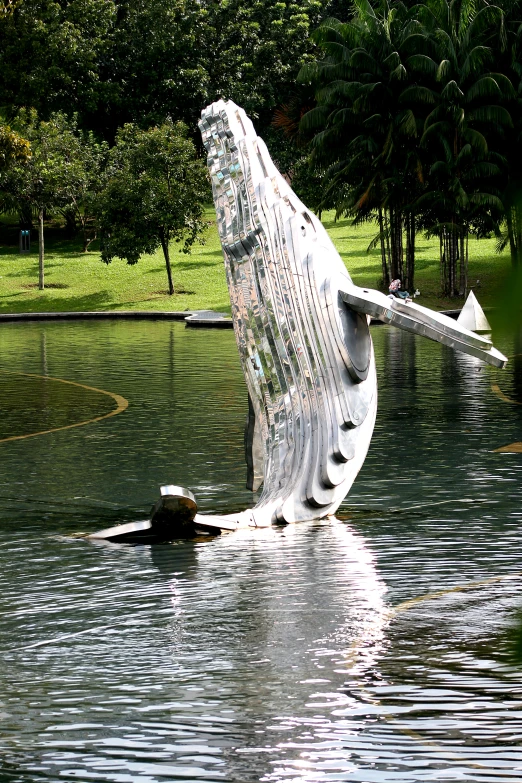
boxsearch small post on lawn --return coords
[19,229,31,253]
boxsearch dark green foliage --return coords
[204,1,327,127]
[298,0,522,296]
[298,2,430,290]
[0,0,116,126]
[95,121,208,294]
[0,0,332,139]
[2,0,522,300]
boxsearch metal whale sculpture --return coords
[89,99,507,543]
[195,99,506,531]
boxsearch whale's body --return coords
[198,100,507,529]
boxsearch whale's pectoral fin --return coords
[340,285,507,369]
[245,393,264,492]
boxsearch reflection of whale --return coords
[195,101,508,530]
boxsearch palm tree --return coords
[490,0,522,266]
[299,0,425,291]
[299,0,514,297]
[405,0,512,296]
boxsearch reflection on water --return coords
[0,320,521,781]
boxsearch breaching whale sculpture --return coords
[89,99,508,543]
[193,99,507,531]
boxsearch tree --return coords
[492,0,522,266]
[95,120,208,294]
[1,111,93,288]
[0,0,334,141]
[298,2,425,291]
[47,118,109,252]
[409,0,512,296]
[2,0,21,17]
[298,0,514,297]
[205,0,329,130]
[91,0,332,139]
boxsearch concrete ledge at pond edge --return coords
[0,310,234,328]
[0,308,476,328]
[184,310,233,328]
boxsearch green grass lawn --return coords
[0,207,512,314]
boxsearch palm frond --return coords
[397,109,418,137]
[441,80,464,101]
[495,227,510,254]
[400,85,437,104]
[461,46,492,81]
[462,127,488,155]
[299,106,330,133]
[468,105,513,127]
[469,192,503,210]
[465,76,503,103]
[406,54,438,77]
[466,162,501,179]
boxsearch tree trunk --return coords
[450,229,456,298]
[440,233,445,294]
[388,206,404,281]
[452,228,459,297]
[515,203,522,266]
[465,233,469,297]
[384,209,392,280]
[507,207,517,265]
[459,232,464,296]
[160,232,174,295]
[82,231,97,253]
[444,223,459,299]
[459,229,468,297]
[442,228,444,296]
[38,207,45,291]
[404,212,415,293]
[378,207,389,288]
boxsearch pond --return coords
[0,319,521,782]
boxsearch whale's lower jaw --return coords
[199,100,379,524]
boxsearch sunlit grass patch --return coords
[0,208,511,314]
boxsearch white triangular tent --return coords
[457,290,491,333]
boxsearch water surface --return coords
[0,320,521,782]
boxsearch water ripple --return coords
[0,321,521,781]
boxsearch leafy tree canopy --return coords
[0,0,116,125]
[0,0,333,138]
[296,0,517,294]
[96,120,208,294]
[0,110,97,287]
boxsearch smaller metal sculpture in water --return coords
[88,485,235,542]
